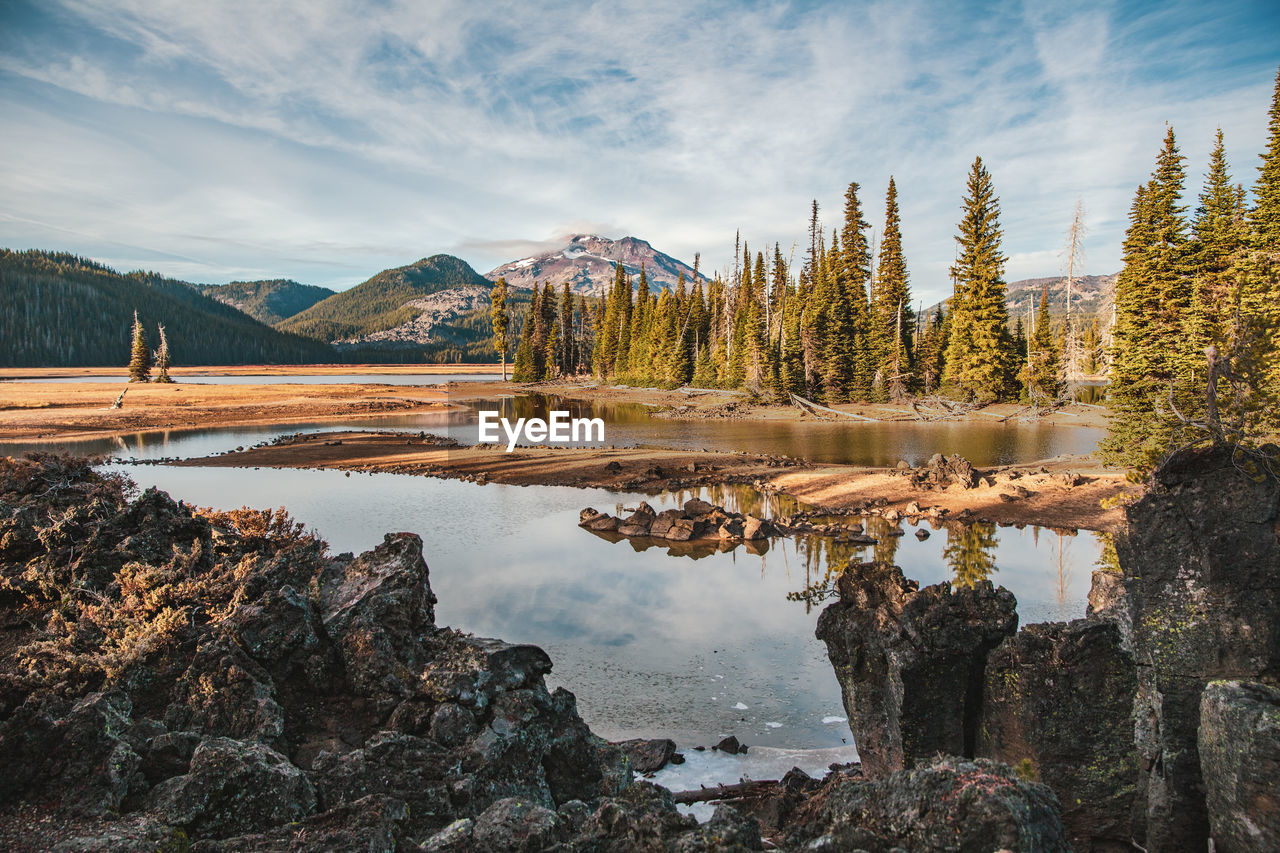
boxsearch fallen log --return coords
[790,393,880,422]
[672,780,779,804]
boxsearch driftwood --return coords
[671,780,779,805]
[789,393,880,422]
[109,388,127,410]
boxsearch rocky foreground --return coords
[812,444,1280,852]
[1,446,1274,851]
[0,454,1073,851]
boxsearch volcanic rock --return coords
[815,562,1017,777]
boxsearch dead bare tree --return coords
[1061,199,1088,396]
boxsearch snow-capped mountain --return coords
[485,234,705,296]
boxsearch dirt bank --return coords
[0,381,453,442]
[173,430,1134,531]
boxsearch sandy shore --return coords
[0,380,454,442]
[173,430,1133,531]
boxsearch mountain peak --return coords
[486,235,701,295]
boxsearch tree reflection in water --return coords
[943,521,999,588]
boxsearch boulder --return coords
[1199,680,1280,852]
[613,738,678,773]
[318,532,438,714]
[148,737,316,839]
[683,498,714,517]
[664,518,696,541]
[816,561,1017,777]
[781,756,1070,852]
[741,515,769,540]
[578,508,601,525]
[980,618,1141,851]
[648,509,684,538]
[584,513,620,532]
[1116,446,1280,850]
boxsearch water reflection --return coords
[2,392,1101,469]
[101,464,1102,749]
[453,395,1103,467]
[944,522,1000,589]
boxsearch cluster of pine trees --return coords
[498,163,1032,403]
[1102,68,1280,471]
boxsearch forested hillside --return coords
[197,279,333,325]
[277,254,492,343]
[0,250,336,366]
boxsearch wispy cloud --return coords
[1,0,1277,301]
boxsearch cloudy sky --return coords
[1,1,1277,305]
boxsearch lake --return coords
[102,463,1101,751]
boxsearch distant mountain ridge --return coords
[198,279,333,325]
[0,250,335,367]
[485,234,705,296]
[923,273,1117,327]
[276,255,492,344]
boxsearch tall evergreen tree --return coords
[1102,128,1196,470]
[871,177,913,397]
[1021,286,1061,404]
[489,277,511,381]
[1250,66,1280,249]
[128,310,151,382]
[942,157,1014,403]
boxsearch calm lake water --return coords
[100,463,1101,750]
[2,393,1102,469]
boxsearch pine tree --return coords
[489,277,511,381]
[511,286,538,382]
[871,177,913,397]
[942,157,1014,403]
[560,283,575,376]
[154,323,173,383]
[1102,127,1196,470]
[1022,286,1061,403]
[128,310,151,382]
[1250,66,1280,249]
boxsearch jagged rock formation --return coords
[814,562,1018,777]
[486,235,704,296]
[1199,680,1280,852]
[1116,446,1280,851]
[980,617,1140,851]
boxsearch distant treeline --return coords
[0,250,507,366]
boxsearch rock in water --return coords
[980,618,1140,850]
[613,738,678,773]
[815,562,1017,777]
[1199,680,1280,852]
[1117,446,1280,851]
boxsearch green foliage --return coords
[943,157,1016,403]
[196,279,333,325]
[1105,70,1280,472]
[0,250,336,367]
[127,310,151,382]
[1021,287,1062,403]
[490,277,511,379]
[277,254,490,342]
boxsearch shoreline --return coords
[167,430,1134,531]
